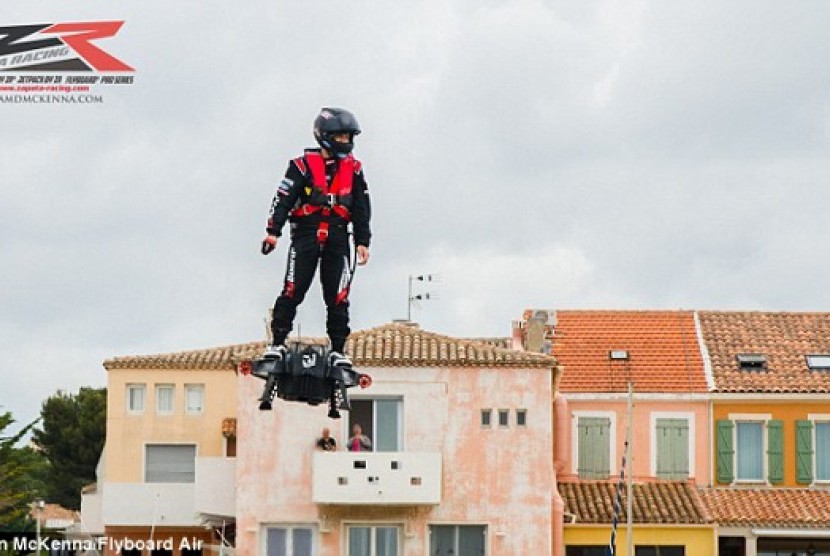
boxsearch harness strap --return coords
[290,151,357,245]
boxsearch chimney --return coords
[511,320,525,350]
[525,309,556,353]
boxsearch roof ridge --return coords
[104,322,558,370]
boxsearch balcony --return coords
[312,452,442,505]
[195,457,236,518]
[101,483,197,526]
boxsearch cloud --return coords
[1,0,829,428]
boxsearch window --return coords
[480,409,492,427]
[566,547,606,556]
[716,416,781,484]
[265,526,314,556]
[145,444,196,483]
[736,422,763,481]
[576,415,612,479]
[806,354,830,370]
[498,409,509,427]
[635,547,684,556]
[347,525,399,556]
[429,525,486,556]
[126,384,145,414]
[156,384,175,414]
[516,409,527,427]
[185,384,204,414]
[349,399,402,452]
[801,418,830,483]
[817,422,830,481]
[736,353,766,370]
[655,418,689,479]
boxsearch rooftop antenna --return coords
[408,273,440,321]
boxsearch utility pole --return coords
[626,381,634,556]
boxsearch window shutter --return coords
[656,418,690,479]
[796,420,814,484]
[716,420,734,484]
[766,420,784,484]
[577,417,611,479]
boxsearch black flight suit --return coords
[265,148,372,352]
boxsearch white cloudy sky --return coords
[2,1,829,427]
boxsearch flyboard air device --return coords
[238,343,372,419]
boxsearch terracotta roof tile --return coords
[559,480,711,524]
[698,311,830,393]
[104,323,558,371]
[30,503,79,524]
[699,487,830,528]
[550,311,708,393]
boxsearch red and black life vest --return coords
[290,151,361,244]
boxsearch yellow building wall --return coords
[563,525,715,556]
[713,400,830,486]
[105,367,238,482]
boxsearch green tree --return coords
[0,410,48,532]
[32,388,106,510]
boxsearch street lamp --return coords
[35,499,45,555]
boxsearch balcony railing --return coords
[312,451,441,505]
[101,483,197,526]
[195,457,236,518]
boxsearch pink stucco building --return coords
[235,322,561,556]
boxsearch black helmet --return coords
[313,107,361,158]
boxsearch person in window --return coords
[316,427,337,451]
[348,423,372,452]
[260,107,372,368]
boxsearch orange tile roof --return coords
[104,323,558,371]
[699,487,830,528]
[558,480,711,524]
[550,311,708,393]
[29,503,79,524]
[698,311,830,393]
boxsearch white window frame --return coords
[497,409,510,428]
[155,384,175,415]
[126,383,146,415]
[427,523,489,556]
[571,410,617,476]
[261,523,317,556]
[481,409,493,429]
[808,413,830,484]
[516,408,528,427]
[184,383,205,415]
[728,412,772,484]
[143,442,198,483]
[343,396,404,452]
[649,412,695,479]
[343,522,402,556]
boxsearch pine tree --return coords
[32,388,106,510]
[0,410,47,532]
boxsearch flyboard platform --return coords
[238,343,371,418]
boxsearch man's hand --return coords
[261,235,278,255]
[356,245,370,266]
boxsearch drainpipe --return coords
[553,394,569,475]
[553,488,565,556]
[553,393,569,556]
